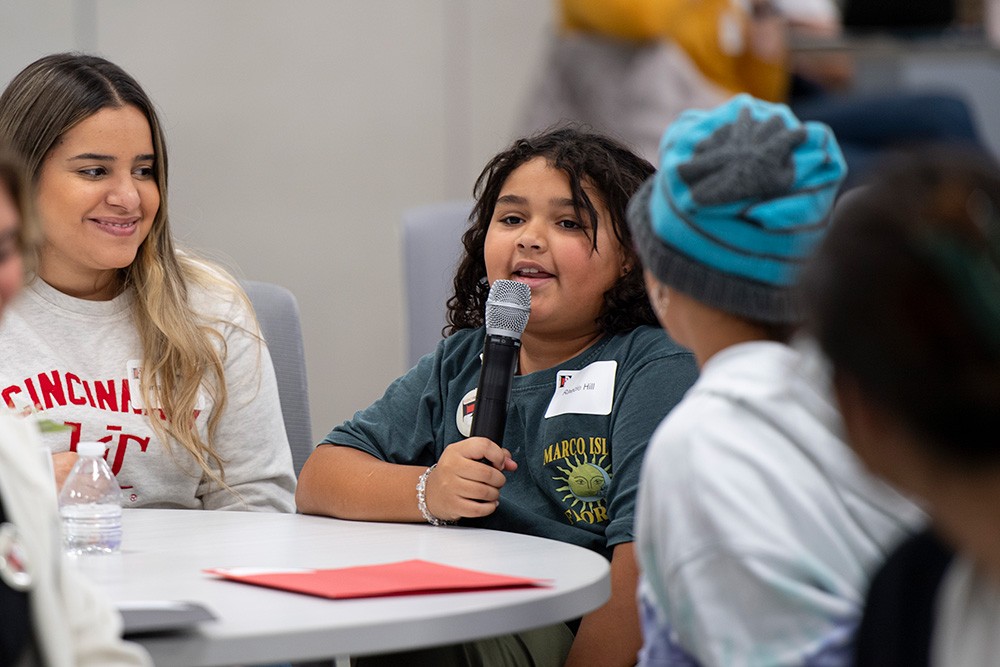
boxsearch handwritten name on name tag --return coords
[544,360,617,418]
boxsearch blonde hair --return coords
[0,53,249,489]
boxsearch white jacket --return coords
[636,340,925,666]
[0,412,149,666]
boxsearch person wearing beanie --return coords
[629,94,925,666]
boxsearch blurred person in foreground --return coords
[0,147,149,666]
[629,94,925,666]
[803,146,1000,666]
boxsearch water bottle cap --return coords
[77,441,106,458]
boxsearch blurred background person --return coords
[523,0,983,184]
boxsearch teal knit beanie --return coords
[628,94,847,324]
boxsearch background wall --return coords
[0,0,554,442]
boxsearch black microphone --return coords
[470,280,531,448]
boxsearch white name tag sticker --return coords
[127,361,205,412]
[126,359,144,409]
[544,360,617,418]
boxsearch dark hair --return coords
[0,147,38,268]
[803,146,1000,466]
[0,150,24,203]
[446,127,657,335]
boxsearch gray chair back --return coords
[241,280,313,476]
[401,200,474,368]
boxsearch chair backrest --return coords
[401,200,474,368]
[240,280,313,476]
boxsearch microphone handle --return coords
[470,333,521,447]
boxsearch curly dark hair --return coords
[445,127,657,336]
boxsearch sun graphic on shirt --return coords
[553,455,610,508]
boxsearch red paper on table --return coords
[203,559,550,599]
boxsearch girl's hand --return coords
[426,438,517,522]
[52,451,79,490]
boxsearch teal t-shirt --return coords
[322,325,697,558]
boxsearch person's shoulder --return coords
[438,327,485,357]
[641,396,750,532]
[606,325,695,368]
[403,327,485,378]
[442,326,483,344]
[179,255,241,293]
[611,324,685,353]
[872,529,954,594]
[645,378,779,480]
[854,528,953,666]
[178,256,249,319]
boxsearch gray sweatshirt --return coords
[0,276,295,512]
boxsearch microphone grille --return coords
[485,280,531,336]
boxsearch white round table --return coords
[76,508,611,666]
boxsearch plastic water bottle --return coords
[58,441,123,555]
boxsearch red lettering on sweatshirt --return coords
[82,381,96,409]
[64,373,88,406]
[23,378,41,407]
[4,372,136,414]
[38,371,66,409]
[109,432,151,475]
[67,422,150,477]
[94,379,118,412]
[4,371,202,423]
[2,385,20,408]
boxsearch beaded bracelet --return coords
[416,464,452,526]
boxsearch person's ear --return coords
[642,270,670,323]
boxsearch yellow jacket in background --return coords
[560,0,789,102]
